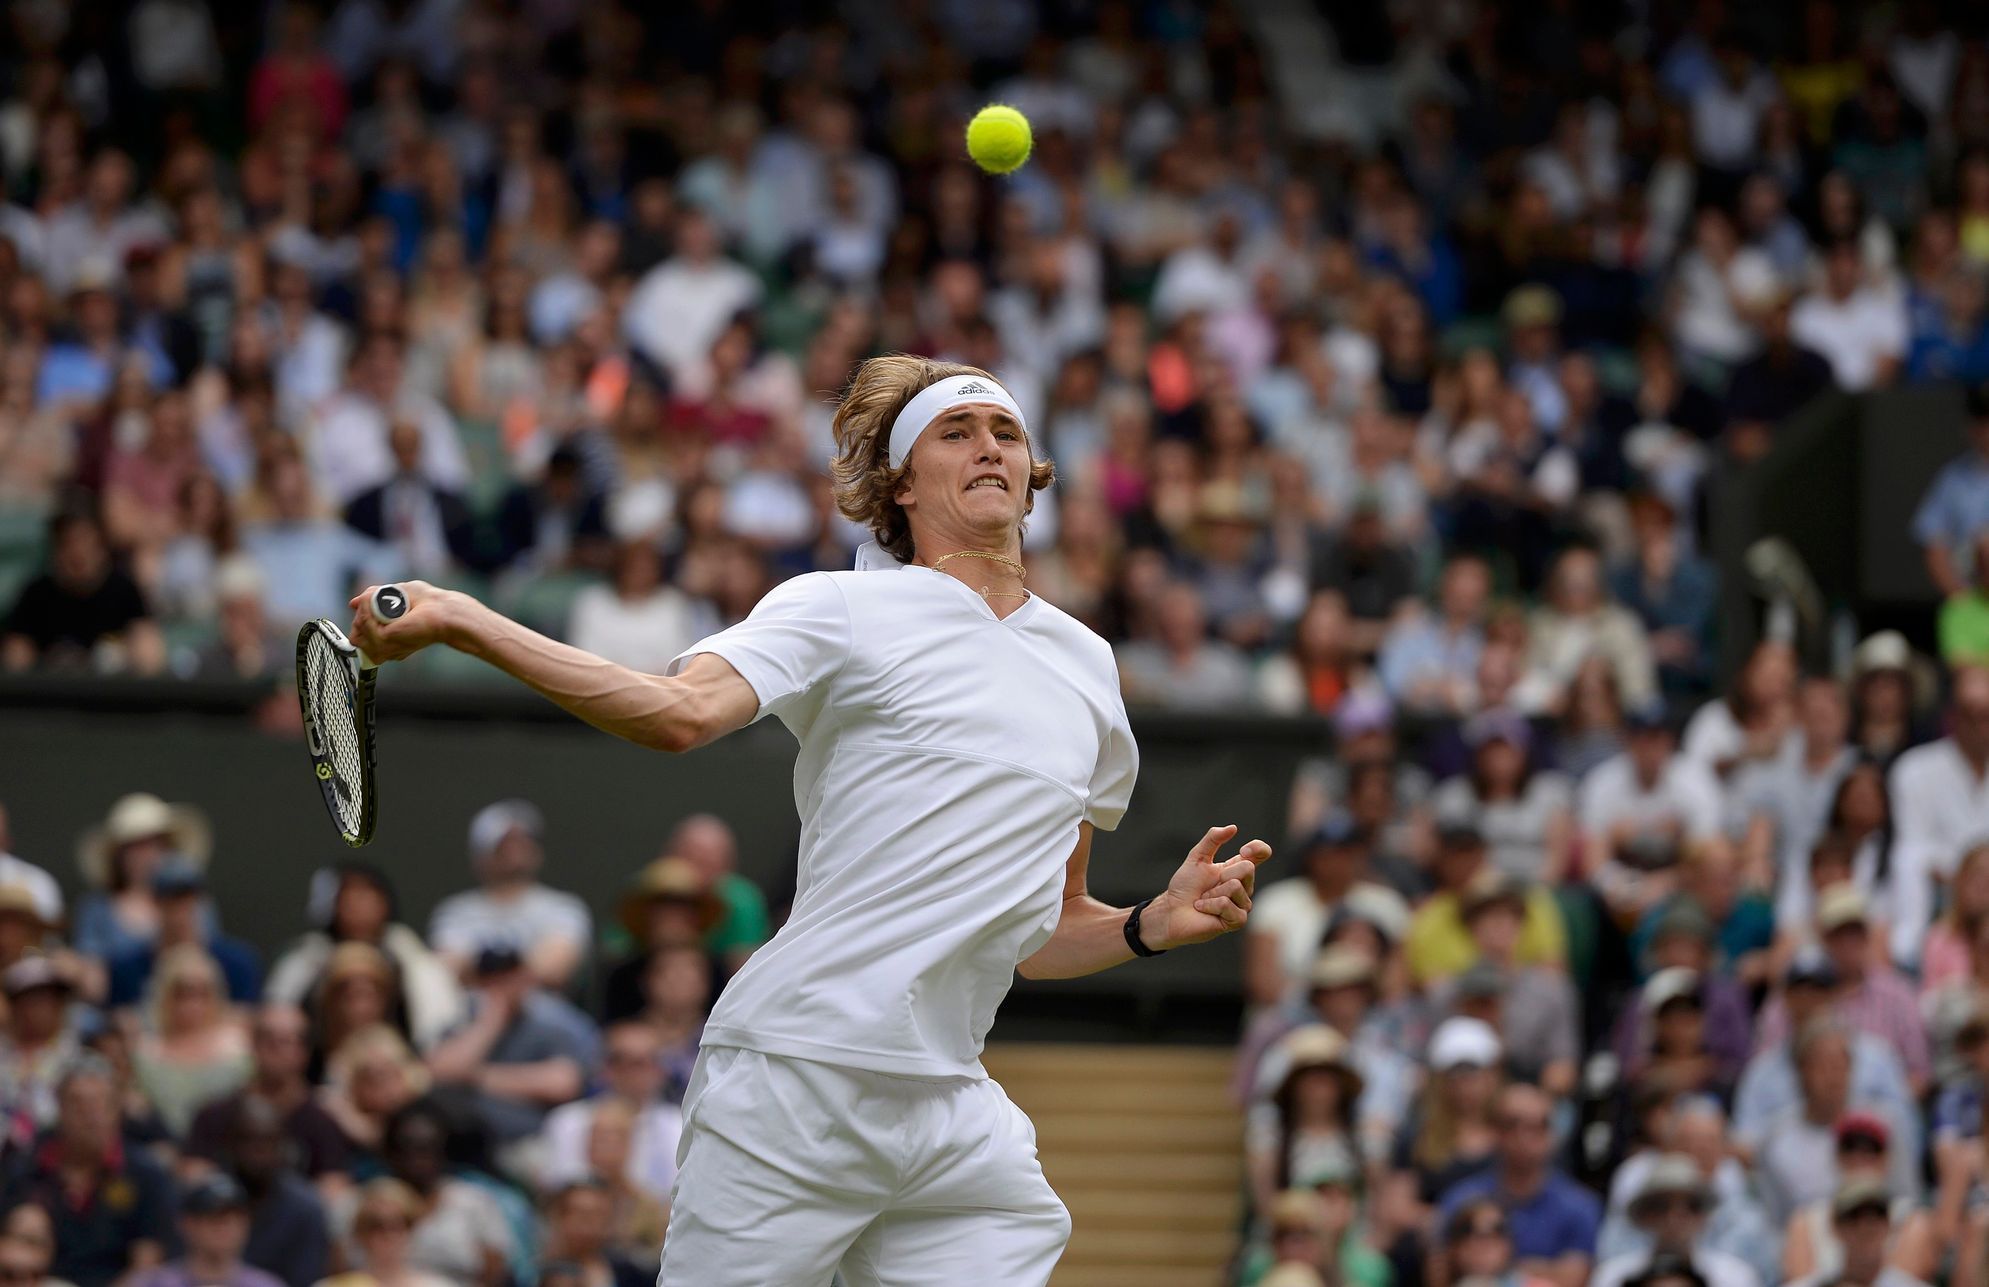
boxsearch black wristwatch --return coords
[1124,897,1167,957]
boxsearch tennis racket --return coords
[295,585,408,846]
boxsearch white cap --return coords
[468,799,543,860]
[1428,1016,1502,1072]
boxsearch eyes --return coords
[941,426,1023,443]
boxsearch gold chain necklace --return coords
[930,549,1030,601]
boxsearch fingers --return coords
[1187,824,1239,865]
[1195,877,1251,913]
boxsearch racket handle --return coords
[357,584,408,671]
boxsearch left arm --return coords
[1016,823,1270,981]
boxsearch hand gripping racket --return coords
[296,585,408,846]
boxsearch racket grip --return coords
[357,585,408,671]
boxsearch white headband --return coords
[887,375,1026,468]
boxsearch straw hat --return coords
[1848,630,1937,711]
[1272,1024,1366,1105]
[618,856,724,939]
[76,794,211,888]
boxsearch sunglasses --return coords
[1839,1136,1886,1156]
[1642,1196,1708,1216]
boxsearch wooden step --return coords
[1057,1187,1244,1230]
[984,1043,1243,1287]
[1029,1112,1240,1151]
[1038,1149,1241,1189]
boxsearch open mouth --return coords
[966,475,1009,492]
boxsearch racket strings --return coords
[305,635,367,834]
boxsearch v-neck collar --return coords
[907,564,1042,627]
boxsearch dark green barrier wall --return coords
[1,688,1325,1039]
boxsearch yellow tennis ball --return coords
[966,104,1033,175]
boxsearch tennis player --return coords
[348,355,1269,1285]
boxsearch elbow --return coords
[1015,957,1044,981]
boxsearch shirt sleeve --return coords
[1085,711,1140,831]
[667,572,851,727]
[1912,470,1956,546]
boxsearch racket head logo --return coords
[304,714,326,757]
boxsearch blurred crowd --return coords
[0,793,761,1287]
[0,0,1982,706]
[9,0,1989,1286]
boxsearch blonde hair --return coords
[147,943,225,1035]
[829,354,1055,563]
[326,1023,429,1096]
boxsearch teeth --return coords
[968,478,1007,489]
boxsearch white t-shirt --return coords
[427,884,594,960]
[536,1095,683,1201]
[1249,878,1412,989]
[1789,288,1907,391]
[1593,1247,1759,1287]
[1577,752,1725,843]
[671,565,1138,1078]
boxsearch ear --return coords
[894,464,916,510]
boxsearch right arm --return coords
[347,582,759,753]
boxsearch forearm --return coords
[427,1008,508,1081]
[476,1058,582,1105]
[443,594,726,752]
[1016,895,1141,980]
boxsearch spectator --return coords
[238,446,401,627]
[317,1027,428,1161]
[1427,874,1579,1094]
[1722,284,1834,465]
[489,444,610,575]
[313,1178,451,1287]
[1939,530,1989,667]
[423,946,598,1148]
[1381,1017,1502,1257]
[1910,385,1989,598]
[661,815,769,973]
[621,210,760,384]
[1783,1117,1936,1284]
[330,1102,511,1287]
[1888,666,1989,971]
[1377,552,1490,716]
[1785,1177,1932,1287]
[185,1005,351,1189]
[1437,1084,1601,1287]
[1255,591,1358,718]
[1763,884,1930,1092]
[564,539,709,675]
[106,854,261,1009]
[267,864,464,1053]
[134,944,252,1139]
[427,801,591,990]
[1790,238,1908,392]
[1590,1154,1761,1287]
[0,1205,67,1287]
[339,420,479,578]
[0,954,82,1142]
[633,943,710,1105]
[1429,710,1573,885]
[70,792,210,970]
[1,509,163,674]
[307,335,469,509]
[1730,676,1854,903]
[1405,814,1566,987]
[1245,1025,1362,1218]
[1599,1098,1779,1286]
[600,857,723,1023]
[1115,580,1255,711]
[534,1022,681,1204]
[1678,640,1796,783]
[1437,1197,1548,1287]
[1609,496,1717,700]
[1772,767,1895,961]
[535,1180,648,1287]
[132,1174,284,1287]
[1578,704,1724,928]
[210,1096,331,1287]
[1246,813,1413,1007]
[1529,546,1657,710]
[1755,1023,1919,1223]
[1,1056,175,1287]
[1847,632,1934,767]
[0,806,64,926]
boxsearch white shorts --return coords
[658,1046,1071,1286]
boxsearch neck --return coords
[920,543,1028,610]
[186,1251,234,1278]
[1499,1159,1545,1194]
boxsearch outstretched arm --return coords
[1017,823,1270,980]
[347,581,759,752]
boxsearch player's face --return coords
[899,404,1031,546]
